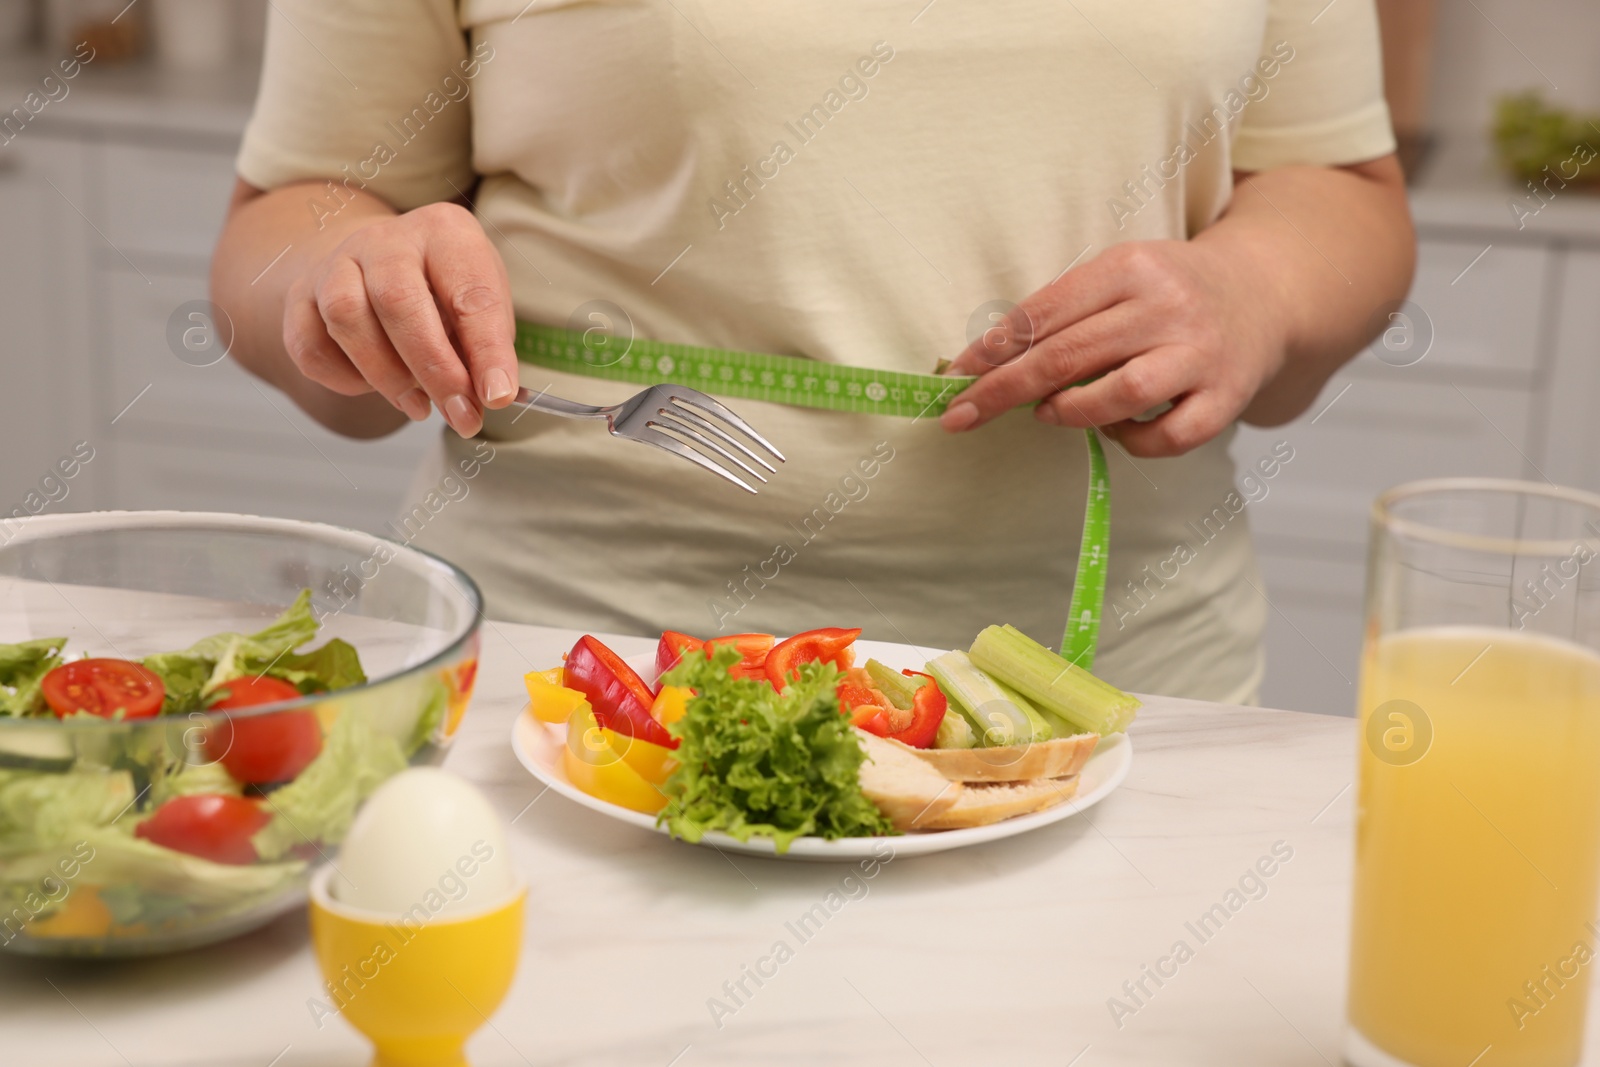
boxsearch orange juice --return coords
[1349,627,1600,1067]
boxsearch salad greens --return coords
[0,590,448,944]
[139,590,366,715]
[0,590,368,718]
[0,638,65,717]
[659,646,896,853]
[251,706,409,862]
[0,768,134,856]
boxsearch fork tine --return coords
[661,403,777,474]
[650,412,768,484]
[632,426,757,494]
[665,391,787,464]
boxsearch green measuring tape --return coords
[514,321,1110,670]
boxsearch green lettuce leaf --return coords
[149,758,240,807]
[0,828,304,907]
[0,768,135,856]
[141,652,212,715]
[138,591,367,713]
[270,638,367,694]
[184,589,320,667]
[0,638,65,717]
[659,646,896,853]
[250,709,407,861]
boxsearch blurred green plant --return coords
[1493,92,1600,186]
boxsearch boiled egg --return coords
[330,767,515,917]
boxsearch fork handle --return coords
[512,386,610,421]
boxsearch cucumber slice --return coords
[0,726,75,772]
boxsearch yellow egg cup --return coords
[308,865,526,1067]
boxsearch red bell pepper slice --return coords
[656,631,775,681]
[765,627,861,690]
[888,670,946,749]
[836,671,898,736]
[656,631,703,678]
[565,635,678,750]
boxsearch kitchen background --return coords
[0,0,1595,716]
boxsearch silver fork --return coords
[511,384,786,493]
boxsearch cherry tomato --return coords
[765,628,861,690]
[41,658,165,720]
[135,794,270,865]
[205,676,323,784]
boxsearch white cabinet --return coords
[1233,231,1598,715]
[0,117,436,537]
[0,136,99,515]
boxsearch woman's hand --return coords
[938,158,1415,458]
[938,240,1286,457]
[281,201,519,438]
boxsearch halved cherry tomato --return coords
[562,706,668,814]
[765,628,861,690]
[135,794,271,865]
[656,631,774,680]
[525,668,587,723]
[40,658,165,720]
[564,636,677,749]
[204,676,323,784]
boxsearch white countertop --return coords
[8,615,1574,1067]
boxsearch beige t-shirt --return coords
[238,0,1394,704]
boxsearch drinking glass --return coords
[1347,478,1600,1067]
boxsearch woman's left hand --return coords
[938,158,1417,458]
[938,239,1286,458]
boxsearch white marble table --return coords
[3,619,1594,1066]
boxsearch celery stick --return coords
[994,678,1054,743]
[864,659,919,711]
[926,651,1049,746]
[933,707,977,749]
[969,625,1141,736]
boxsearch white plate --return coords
[509,640,1134,861]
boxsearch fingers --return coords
[1099,390,1236,458]
[1034,345,1193,429]
[361,242,484,437]
[945,252,1131,376]
[939,303,1148,432]
[314,258,432,421]
[282,281,370,397]
[421,207,519,411]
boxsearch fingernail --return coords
[444,394,480,436]
[940,401,979,432]
[1035,404,1059,425]
[398,388,431,421]
[482,368,514,404]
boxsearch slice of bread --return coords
[896,733,1099,783]
[916,775,1080,831]
[854,728,963,831]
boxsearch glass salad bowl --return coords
[0,511,482,957]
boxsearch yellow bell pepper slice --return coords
[563,707,668,814]
[28,887,113,939]
[651,685,692,727]
[525,667,588,724]
[602,726,677,785]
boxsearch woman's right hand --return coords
[280,201,520,438]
